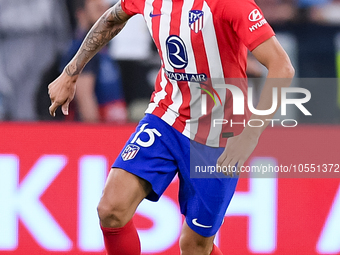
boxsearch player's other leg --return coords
[179,221,223,255]
[178,140,238,255]
[97,167,151,255]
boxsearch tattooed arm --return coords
[48,1,131,117]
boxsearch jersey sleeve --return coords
[223,0,275,51]
[121,0,141,16]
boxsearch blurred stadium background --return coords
[0,0,340,254]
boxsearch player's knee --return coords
[97,198,132,228]
[179,234,212,255]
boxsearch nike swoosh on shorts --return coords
[192,218,212,228]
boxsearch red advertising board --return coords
[0,123,339,254]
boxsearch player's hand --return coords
[48,71,77,117]
[217,132,259,177]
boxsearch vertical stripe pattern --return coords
[142,0,250,147]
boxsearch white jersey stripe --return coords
[144,0,154,37]
[201,1,225,147]
[181,0,199,138]
[202,2,223,79]
[161,79,181,125]
[159,0,173,71]
[157,0,183,124]
[145,69,168,113]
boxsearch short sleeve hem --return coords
[248,32,275,52]
[121,0,138,16]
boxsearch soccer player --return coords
[48,0,294,254]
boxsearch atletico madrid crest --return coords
[121,144,140,161]
[189,10,204,33]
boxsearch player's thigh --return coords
[179,220,215,255]
[98,167,151,226]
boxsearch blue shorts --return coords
[112,114,238,237]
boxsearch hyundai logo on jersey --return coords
[166,35,188,69]
[248,9,263,22]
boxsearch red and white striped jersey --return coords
[121,0,274,147]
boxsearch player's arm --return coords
[217,36,295,175]
[75,74,100,122]
[245,36,295,134]
[48,1,131,117]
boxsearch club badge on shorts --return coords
[189,10,204,33]
[121,144,140,161]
